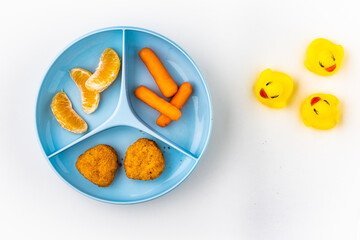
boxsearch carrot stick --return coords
[156,82,192,127]
[139,48,178,98]
[135,86,181,121]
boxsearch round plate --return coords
[35,27,213,204]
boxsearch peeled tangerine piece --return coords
[305,38,344,76]
[85,48,121,92]
[71,68,100,114]
[254,69,294,108]
[51,91,88,134]
[301,93,340,130]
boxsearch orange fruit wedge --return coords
[51,91,88,134]
[85,48,121,92]
[70,68,100,114]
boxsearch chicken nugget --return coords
[76,144,118,187]
[124,138,165,180]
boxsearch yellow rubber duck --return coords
[254,69,294,108]
[305,38,344,76]
[300,93,340,130]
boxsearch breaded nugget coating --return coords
[124,138,165,180]
[76,144,118,187]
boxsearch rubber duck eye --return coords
[332,55,335,61]
[266,81,272,86]
[323,100,330,105]
[314,108,319,115]
[271,95,279,99]
[319,62,324,68]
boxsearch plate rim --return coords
[35,26,213,204]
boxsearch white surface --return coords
[1,0,360,239]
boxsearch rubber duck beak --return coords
[325,64,336,72]
[311,97,321,106]
[260,88,268,98]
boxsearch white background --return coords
[1,0,360,239]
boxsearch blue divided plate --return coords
[35,27,213,204]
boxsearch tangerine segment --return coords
[51,91,88,134]
[85,48,121,92]
[70,68,100,114]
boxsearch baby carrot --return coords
[135,86,181,121]
[139,48,178,98]
[156,82,192,127]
